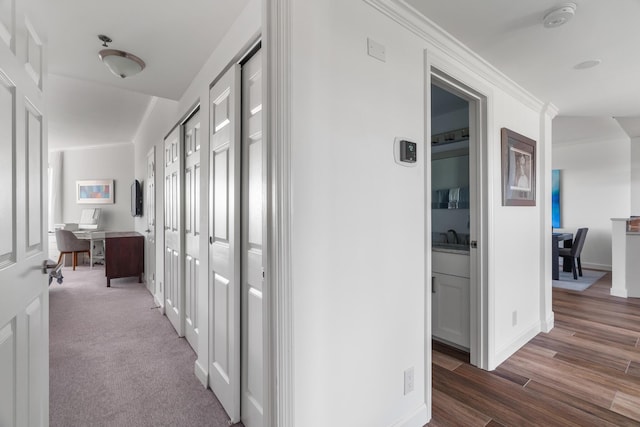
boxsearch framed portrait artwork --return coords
[76,179,114,204]
[501,128,536,206]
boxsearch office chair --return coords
[55,229,91,271]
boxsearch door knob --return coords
[42,259,64,285]
[42,259,60,274]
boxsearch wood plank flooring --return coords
[429,271,640,426]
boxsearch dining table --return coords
[552,232,574,280]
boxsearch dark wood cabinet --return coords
[104,232,144,287]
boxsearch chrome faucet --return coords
[447,229,459,244]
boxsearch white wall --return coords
[290,2,427,425]
[129,0,551,424]
[553,135,631,270]
[57,144,135,231]
[631,137,640,215]
[289,0,545,425]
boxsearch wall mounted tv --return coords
[552,169,560,228]
[131,179,142,217]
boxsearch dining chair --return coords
[558,227,588,280]
[55,229,91,271]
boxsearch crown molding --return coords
[363,0,546,113]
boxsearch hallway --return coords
[49,267,232,426]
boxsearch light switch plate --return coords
[367,38,386,62]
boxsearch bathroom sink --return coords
[433,242,470,251]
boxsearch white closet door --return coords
[0,2,49,425]
[209,65,241,422]
[184,110,201,351]
[145,147,156,296]
[241,49,264,427]
[164,127,184,336]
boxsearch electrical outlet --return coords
[404,367,414,395]
[512,310,518,326]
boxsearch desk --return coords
[104,232,144,287]
[552,232,573,280]
[77,231,144,286]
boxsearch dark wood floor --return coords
[429,271,640,426]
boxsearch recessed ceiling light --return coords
[574,59,602,70]
[543,3,577,28]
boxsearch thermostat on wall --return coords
[394,137,418,167]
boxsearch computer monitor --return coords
[79,208,101,230]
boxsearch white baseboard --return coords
[194,359,208,388]
[154,294,165,314]
[389,403,428,427]
[491,321,540,370]
[582,262,611,271]
[541,312,554,333]
[610,287,628,298]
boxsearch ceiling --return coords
[406,0,640,138]
[47,0,640,151]
[47,0,250,150]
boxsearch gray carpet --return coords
[552,269,607,291]
[49,266,233,427]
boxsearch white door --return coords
[0,3,49,425]
[145,147,156,296]
[164,127,184,336]
[241,49,264,427]
[209,65,241,422]
[183,110,201,351]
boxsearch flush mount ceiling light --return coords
[543,2,577,28]
[574,59,602,70]
[97,34,145,79]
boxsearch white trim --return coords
[194,359,208,387]
[49,141,134,152]
[264,0,293,425]
[541,312,554,333]
[610,287,628,298]
[492,321,540,370]
[389,403,429,427]
[582,262,611,271]
[363,0,545,113]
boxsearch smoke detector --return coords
[543,3,577,28]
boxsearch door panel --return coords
[164,128,183,335]
[241,49,264,427]
[184,111,201,351]
[0,3,48,424]
[146,147,156,296]
[432,272,470,348]
[209,65,241,422]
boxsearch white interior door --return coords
[184,110,201,351]
[241,49,264,427]
[145,146,156,295]
[0,2,49,425]
[164,127,184,336]
[209,65,241,422]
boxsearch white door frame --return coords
[263,1,294,425]
[426,65,490,371]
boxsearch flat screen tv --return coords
[552,169,560,228]
[131,180,142,217]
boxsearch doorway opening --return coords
[429,69,488,369]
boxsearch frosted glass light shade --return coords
[98,49,145,79]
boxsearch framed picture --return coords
[76,179,114,204]
[501,128,536,206]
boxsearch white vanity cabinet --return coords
[432,250,470,349]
